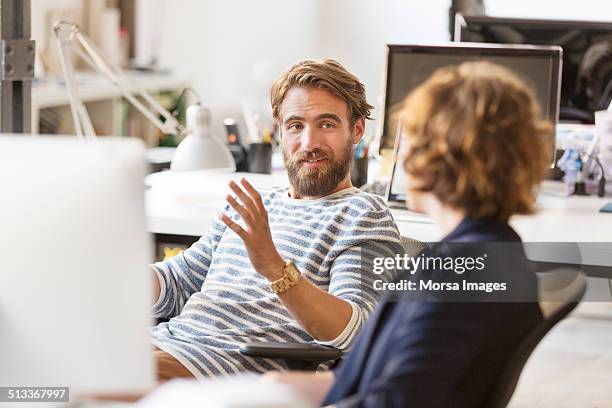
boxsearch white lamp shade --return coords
[171,105,236,172]
[170,133,236,172]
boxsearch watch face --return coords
[287,262,300,282]
[270,262,301,294]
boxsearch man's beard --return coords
[283,140,353,198]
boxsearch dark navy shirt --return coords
[323,217,543,408]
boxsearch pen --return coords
[263,128,271,144]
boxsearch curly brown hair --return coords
[400,61,553,222]
[270,59,374,126]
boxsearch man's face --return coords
[279,87,364,198]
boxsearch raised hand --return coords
[221,178,285,281]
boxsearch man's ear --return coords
[352,117,366,144]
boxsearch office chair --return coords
[485,267,587,408]
[239,236,428,370]
[242,267,585,408]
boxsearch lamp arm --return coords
[53,21,186,138]
[53,22,95,139]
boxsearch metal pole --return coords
[0,0,34,133]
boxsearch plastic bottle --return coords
[557,149,582,195]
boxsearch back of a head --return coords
[400,61,553,222]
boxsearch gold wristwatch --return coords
[270,260,301,294]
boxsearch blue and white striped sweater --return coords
[151,186,402,378]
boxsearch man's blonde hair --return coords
[400,61,553,222]
[270,59,373,126]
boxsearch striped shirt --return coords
[151,186,403,378]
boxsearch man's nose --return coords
[300,126,321,151]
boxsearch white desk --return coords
[146,170,289,237]
[393,181,612,243]
[146,171,610,241]
[145,171,611,278]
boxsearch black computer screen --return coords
[456,15,612,123]
[380,44,561,152]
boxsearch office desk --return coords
[146,171,610,240]
[146,171,289,237]
[392,181,612,242]
[145,171,611,276]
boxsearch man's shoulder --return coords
[338,190,392,213]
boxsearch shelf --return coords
[32,72,191,109]
[31,71,192,146]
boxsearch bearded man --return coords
[149,59,403,380]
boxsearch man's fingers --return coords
[221,213,247,239]
[240,178,266,215]
[226,195,254,226]
[229,180,258,216]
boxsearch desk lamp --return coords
[171,104,235,172]
[52,21,235,172]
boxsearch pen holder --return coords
[248,143,272,174]
[351,157,369,188]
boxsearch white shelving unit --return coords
[32,72,191,146]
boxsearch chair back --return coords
[485,267,587,408]
[400,236,429,257]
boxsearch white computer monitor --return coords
[0,136,155,397]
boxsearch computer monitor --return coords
[378,43,562,155]
[0,136,155,397]
[455,14,612,123]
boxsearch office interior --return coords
[1,0,612,406]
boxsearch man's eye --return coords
[321,122,336,129]
[288,123,303,130]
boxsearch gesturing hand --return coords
[221,178,285,281]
